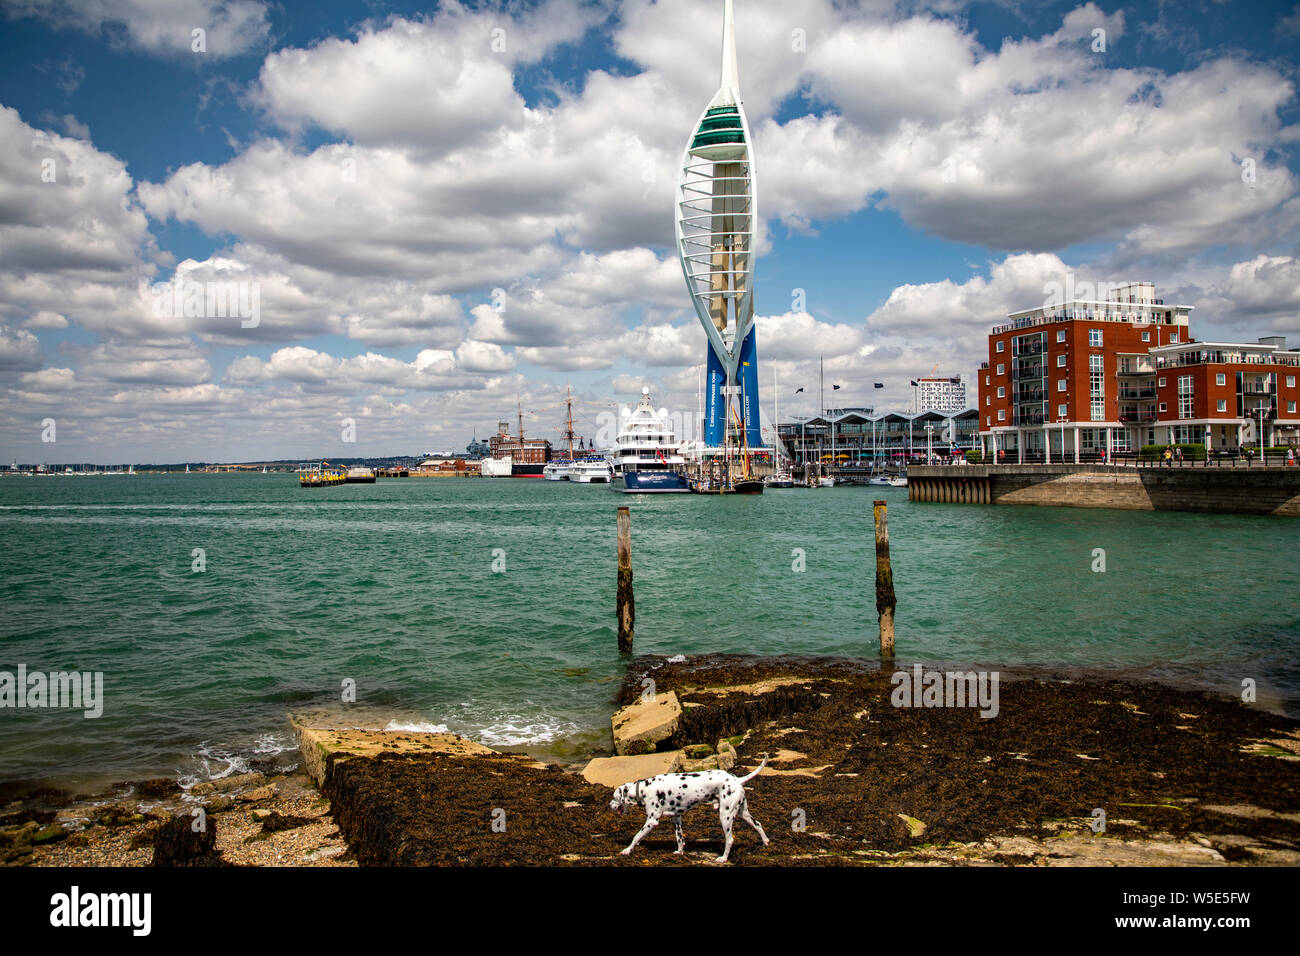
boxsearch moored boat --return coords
[613,387,691,493]
[569,458,613,483]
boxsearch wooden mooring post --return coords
[616,506,634,653]
[873,500,896,661]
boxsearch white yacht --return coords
[543,460,571,481]
[569,457,613,483]
[613,388,689,493]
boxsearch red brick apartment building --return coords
[977,282,1300,460]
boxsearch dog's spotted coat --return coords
[610,757,769,863]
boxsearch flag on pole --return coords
[794,387,804,393]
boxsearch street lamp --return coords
[1257,407,1267,464]
[924,422,934,463]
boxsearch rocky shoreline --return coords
[5,654,1300,866]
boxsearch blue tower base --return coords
[703,327,762,448]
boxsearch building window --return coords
[1058,404,1068,417]
[1159,403,1167,413]
[1216,373,1226,386]
[1089,328,1103,347]
[1056,355,1066,367]
[1289,401,1297,414]
[986,416,991,426]
[997,387,1005,398]
[1141,331,1150,342]
[1169,334,1179,343]
[1217,399,1227,412]
[1158,377,1166,388]
[1056,330,1066,343]
[1089,353,1105,422]
[996,363,1004,375]
[985,375,990,386]
[1288,376,1296,388]
[996,341,1005,353]
[1055,379,1064,392]
[997,410,1005,422]
[1178,375,1193,419]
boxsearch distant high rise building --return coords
[913,376,966,413]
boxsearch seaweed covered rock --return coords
[151,813,221,867]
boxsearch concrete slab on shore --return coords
[292,720,495,788]
[581,751,684,788]
[611,691,681,755]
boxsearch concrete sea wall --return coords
[908,464,1300,517]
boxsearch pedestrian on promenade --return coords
[1163,447,1173,467]
[1288,448,1295,467]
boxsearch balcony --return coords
[1240,385,1277,395]
[1118,388,1156,399]
[1118,413,1157,424]
[1013,412,1046,426]
[1014,390,1046,403]
[1013,363,1045,379]
[1013,341,1044,356]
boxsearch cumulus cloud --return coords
[1170,255,1300,336]
[2,0,272,58]
[0,325,44,371]
[256,2,599,154]
[23,311,68,329]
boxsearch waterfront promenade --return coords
[909,461,1300,515]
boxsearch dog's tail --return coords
[738,755,768,784]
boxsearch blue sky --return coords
[1,0,1298,462]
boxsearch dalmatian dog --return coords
[610,756,769,863]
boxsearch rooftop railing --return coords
[1155,353,1300,368]
[993,309,1185,336]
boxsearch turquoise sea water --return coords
[1,474,1297,790]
